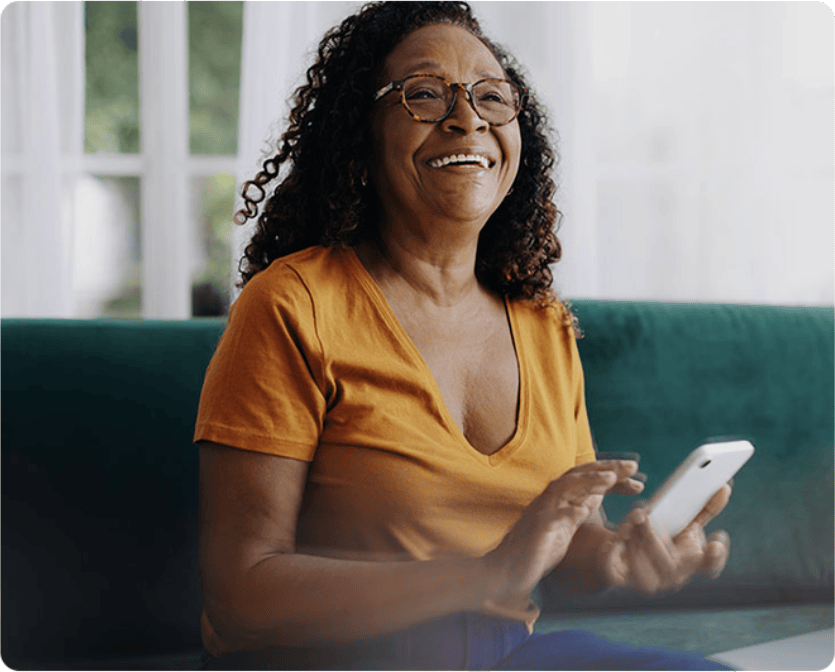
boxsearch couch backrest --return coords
[2,318,226,666]
[2,303,833,663]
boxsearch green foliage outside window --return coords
[193,175,237,315]
[189,2,244,155]
[84,1,243,316]
[85,1,243,155]
[85,2,140,153]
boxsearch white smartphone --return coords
[646,440,754,538]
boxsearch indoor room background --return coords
[2,1,832,320]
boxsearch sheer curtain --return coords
[235,1,833,306]
[470,2,834,305]
[561,2,834,305]
[1,2,84,317]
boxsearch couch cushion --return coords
[534,603,834,657]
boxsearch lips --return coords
[427,152,493,170]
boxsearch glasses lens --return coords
[472,80,521,125]
[401,76,453,122]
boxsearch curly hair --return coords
[235,1,568,314]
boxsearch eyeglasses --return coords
[373,74,526,127]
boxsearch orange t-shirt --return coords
[194,245,595,629]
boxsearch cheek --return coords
[372,118,417,178]
[504,133,522,183]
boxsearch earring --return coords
[360,168,368,188]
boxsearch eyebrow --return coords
[400,60,504,81]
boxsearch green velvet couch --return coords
[2,301,832,670]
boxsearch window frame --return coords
[84,2,238,319]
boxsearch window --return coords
[79,1,242,318]
[0,2,243,319]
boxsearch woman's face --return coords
[369,23,522,241]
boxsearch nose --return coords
[440,89,488,134]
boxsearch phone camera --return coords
[700,460,712,468]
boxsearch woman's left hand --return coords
[599,485,732,594]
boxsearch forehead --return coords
[380,24,505,82]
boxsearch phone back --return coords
[648,440,754,537]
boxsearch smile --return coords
[427,154,492,170]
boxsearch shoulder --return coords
[510,296,585,385]
[510,296,580,345]
[233,245,355,317]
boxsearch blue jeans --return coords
[205,612,731,670]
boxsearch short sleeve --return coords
[193,263,327,460]
[571,334,596,467]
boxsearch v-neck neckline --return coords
[345,247,529,467]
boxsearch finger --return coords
[542,471,615,516]
[687,484,732,531]
[592,459,641,479]
[613,503,644,539]
[550,468,619,496]
[545,466,613,493]
[601,538,629,588]
[590,461,642,496]
[624,509,680,592]
[632,509,678,573]
[624,533,663,593]
[610,478,645,496]
[699,530,730,579]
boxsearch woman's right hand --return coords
[482,460,640,600]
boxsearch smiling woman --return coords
[195,3,733,669]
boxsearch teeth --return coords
[429,154,490,169]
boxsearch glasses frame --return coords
[373,74,527,127]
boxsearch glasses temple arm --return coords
[373,81,398,102]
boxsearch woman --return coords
[195,3,732,669]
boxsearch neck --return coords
[358,227,482,308]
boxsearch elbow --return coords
[200,551,306,654]
[199,572,253,655]
[201,575,282,655]
[199,557,275,654]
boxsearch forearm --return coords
[204,551,494,652]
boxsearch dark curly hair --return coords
[235,1,570,316]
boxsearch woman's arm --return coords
[199,443,638,654]
[199,441,490,653]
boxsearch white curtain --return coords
[235,1,833,306]
[1,2,84,317]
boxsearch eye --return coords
[405,86,442,100]
[474,82,516,107]
[478,90,507,104]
